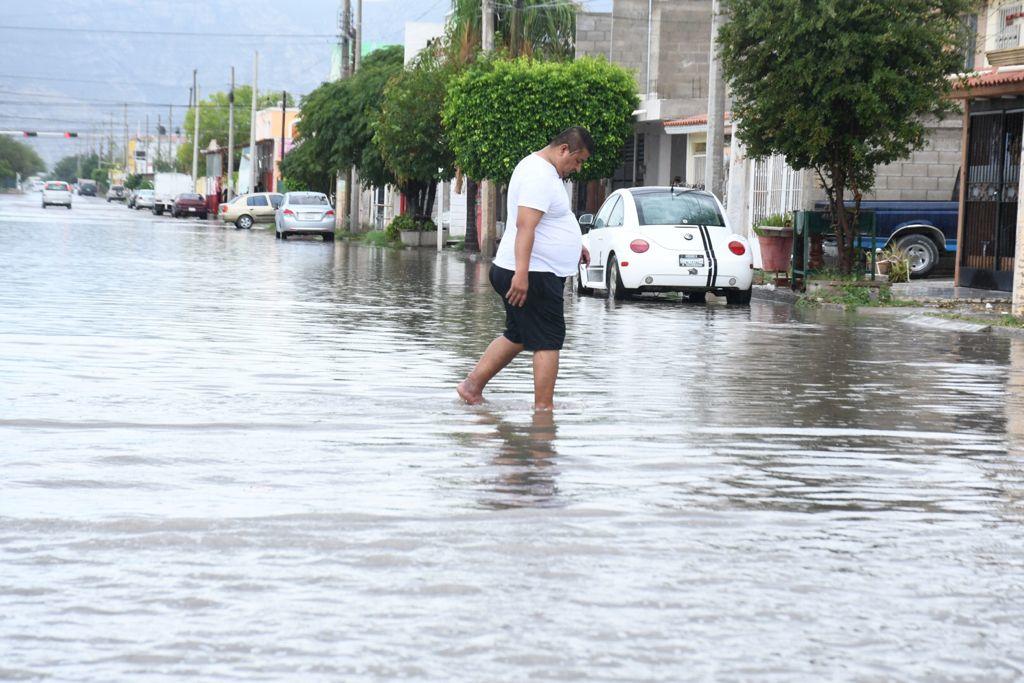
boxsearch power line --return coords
[0,24,337,39]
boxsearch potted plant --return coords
[879,244,910,283]
[389,214,421,247]
[753,212,794,273]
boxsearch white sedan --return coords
[576,187,753,305]
[41,181,72,209]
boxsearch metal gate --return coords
[961,105,1022,291]
[747,154,804,229]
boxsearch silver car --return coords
[134,189,156,210]
[275,192,335,241]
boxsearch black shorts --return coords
[489,265,566,351]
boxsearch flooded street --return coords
[2,192,1023,681]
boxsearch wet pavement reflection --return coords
[1,194,1023,680]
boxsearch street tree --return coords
[176,87,294,173]
[52,152,102,184]
[0,137,45,185]
[373,51,457,220]
[718,0,976,274]
[443,56,637,185]
[281,46,404,194]
[445,0,576,63]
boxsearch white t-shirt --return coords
[493,153,582,277]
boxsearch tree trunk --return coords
[465,178,479,252]
[424,182,436,223]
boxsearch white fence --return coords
[748,154,803,227]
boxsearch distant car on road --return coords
[41,181,73,209]
[78,184,97,197]
[134,189,156,211]
[275,192,336,241]
[30,179,46,192]
[218,192,283,229]
[171,193,208,219]
[576,186,753,304]
[106,185,127,202]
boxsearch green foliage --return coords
[880,244,911,283]
[52,152,101,184]
[0,136,45,181]
[90,167,108,191]
[374,53,456,187]
[123,173,142,190]
[754,212,793,234]
[282,46,403,194]
[718,0,975,273]
[443,56,636,183]
[176,87,294,172]
[361,230,393,246]
[445,0,576,63]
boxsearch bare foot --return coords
[457,378,485,405]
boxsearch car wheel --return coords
[607,256,630,301]
[280,232,288,240]
[895,234,940,279]
[200,213,208,220]
[42,203,46,208]
[323,232,334,242]
[726,288,753,306]
[275,231,281,239]
[66,204,71,210]
[685,291,707,303]
[236,215,254,230]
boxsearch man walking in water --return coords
[457,126,594,411]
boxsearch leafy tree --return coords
[718,0,975,274]
[281,46,404,194]
[374,52,457,219]
[0,137,45,183]
[443,56,636,185]
[445,0,576,63]
[52,152,102,184]
[176,87,295,173]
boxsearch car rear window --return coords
[288,194,329,206]
[180,193,202,200]
[45,182,67,191]
[632,191,725,227]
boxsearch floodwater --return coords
[1,193,1022,681]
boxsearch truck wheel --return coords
[896,234,939,278]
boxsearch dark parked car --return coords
[171,193,208,219]
[78,184,97,197]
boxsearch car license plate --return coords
[300,213,318,220]
[188,207,196,212]
[679,254,705,268]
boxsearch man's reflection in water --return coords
[477,410,562,509]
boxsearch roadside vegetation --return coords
[719,0,975,274]
[0,137,45,188]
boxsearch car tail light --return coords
[219,204,227,213]
[728,240,746,256]
[325,210,335,217]
[283,209,295,216]
[629,239,650,253]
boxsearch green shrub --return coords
[881,244,911,283]
[753,212,793,236]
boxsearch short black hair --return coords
[548,126,595,155]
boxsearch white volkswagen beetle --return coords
[576,187,754,304]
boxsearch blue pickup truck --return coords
[815,200,958,277]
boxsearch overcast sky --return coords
[1,0,611,167]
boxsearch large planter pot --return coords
[756,227,793,272]
[400,230,421,247]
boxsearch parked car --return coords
[106,185,127,202]
[219,192,283,229]
[576,187,753,304]
[126,189,136,208]
[275,192,336,241]
[134,189,156,211]
[152,172,193,215]
[171,193,208,219]
[30,179,45,192]
[41,181,73,209]
[815,200,958,278]
[78,178,97,196]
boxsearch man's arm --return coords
[506,206,544,307]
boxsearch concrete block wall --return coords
[576,12,613,58]
[864,117,962,202]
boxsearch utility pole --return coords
[227,66,235,199]
[123,103,129,172]
[705,0,726,198]
[168,104,173,170]
[249,52,259,193]
[479,0,496,256]
[191,69,201,191]
[349,0,362,232]
[279,90,286,193]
